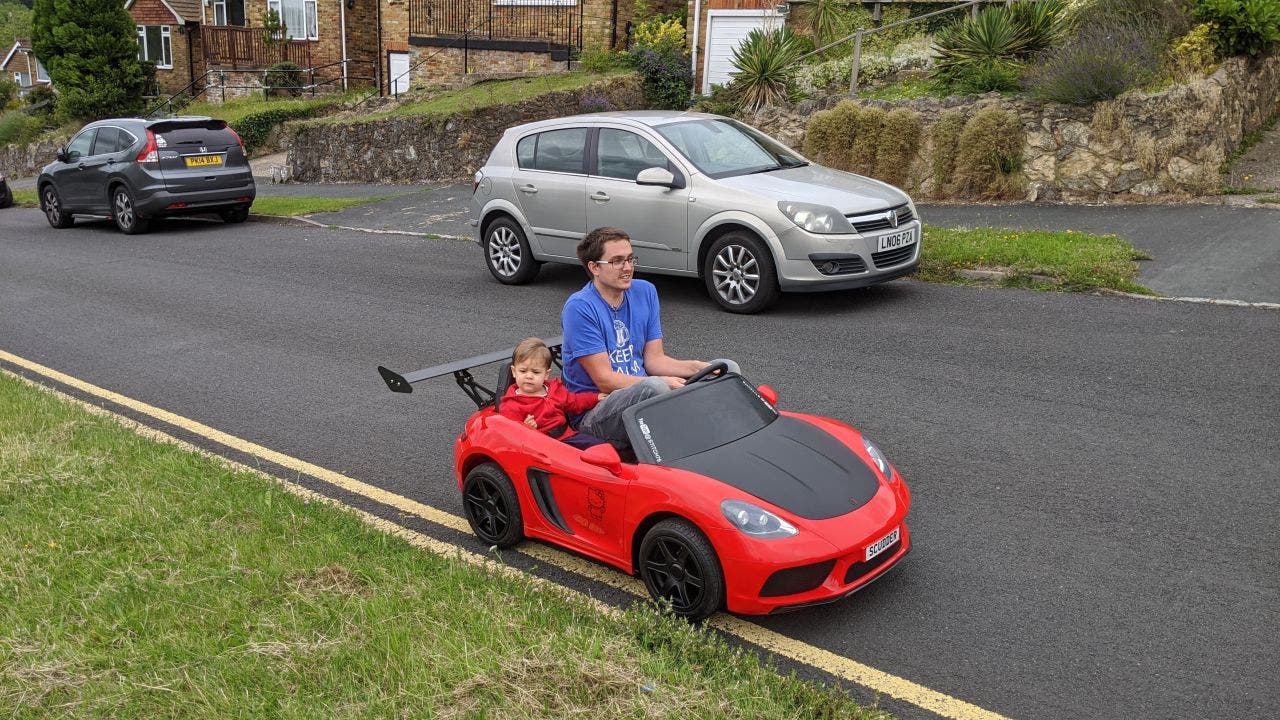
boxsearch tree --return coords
[0,1,32,46]
[31,0,147,120]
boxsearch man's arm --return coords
[642,339,708,388]
[577,352,655,393]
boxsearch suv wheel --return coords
[111,186,150,235]
[483,216,541,285]
[41,184,74,229]
[220,205,250,224]
[703,232,780,314]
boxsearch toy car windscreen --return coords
[624,375,778,464]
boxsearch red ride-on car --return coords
[378,339,911,620]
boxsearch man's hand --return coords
[524,414,538,429]
[659,375,686,389]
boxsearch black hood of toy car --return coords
[665,416,880,520]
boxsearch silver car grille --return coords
[872,244,916,268]
[846,204,914,234]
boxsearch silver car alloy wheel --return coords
[44,188,60,223]
[711,243,760,305]
[113,190,135,230]
[488,225,523,277]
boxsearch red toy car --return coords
[379,340,911,619]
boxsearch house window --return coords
[136,25,173,68]
[212,0,246,26]
[267,0,318,40]
[35,60,49,83]
[14,71,31,87]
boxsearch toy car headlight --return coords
[863,437,895,481]
[721,499,797,539]
[777,201,855,235]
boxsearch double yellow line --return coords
[0,348,1010,720]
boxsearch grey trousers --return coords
[574,360,740,447]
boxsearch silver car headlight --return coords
[862,437,895,481]
[721,499,798,539]
[777,201,855,235]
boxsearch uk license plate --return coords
[865,526,900,561]
[876,228,917,252]
[185,154,223,168]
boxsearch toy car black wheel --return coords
[41,184,74,229]
[638,518,725,620]
[484,216,541,285]
[220,205,250,224]
[462,462,524,548]
[703,231,779,314]
[112,186,149,235]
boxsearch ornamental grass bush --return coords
[932,1,1067,87]
[1025,21,1167,104]
[726,26,808,111]
[949,105,1025,199]
[929,109,967,191]
[802,101,922,186]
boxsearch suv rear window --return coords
[150,120,237,148]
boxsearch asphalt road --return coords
[1,208,1277,720]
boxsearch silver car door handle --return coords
[518,184,538,194]
[590,192,610,202]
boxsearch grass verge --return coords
[919,225,1153,294]
[359,70,631,121]
[10,188,37,208]
[0,372,890,720]
[250,195,387,216]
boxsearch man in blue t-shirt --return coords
[562,226,719,447]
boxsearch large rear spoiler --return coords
[378,335,564,409]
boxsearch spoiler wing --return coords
[378,335,564,409]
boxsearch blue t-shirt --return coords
[561,279,663,393]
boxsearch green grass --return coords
[357,70,632,121]
[919,225,1153,294]
[250,195,387,216]
[0,373,890,720]
[859,78,943,101]
[180,92,358,129]
[10,188,37,207]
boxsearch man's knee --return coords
[635,376,669,400]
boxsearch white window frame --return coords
[213,0,227,25]
[136,25,174,69]
[35,60,49,83]
[14,71,30,87]
[267,0,319,40]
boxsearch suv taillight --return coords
[228,127,246,154]
[136,130,159,165]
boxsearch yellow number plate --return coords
[185,154,224,168]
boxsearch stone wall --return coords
[284,73,644,182]
[0,138,68,181]
[746,50,1280,201]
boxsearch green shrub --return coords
[264,61,305,97]
[231,102,330,153]
[690,82,741,116]
[1194,0,1280,57]
[0,77,18,110]
[1164,22,1220,79]
[801,101,884,175]
[629,48,691,110]
[952,57,1024,94]
[874,108,923,188]
[727,26,807,111]
[631,16,686,56]
[0,109,48,146]
[1026,21,1166,104]
[930,109,967,192]
[579,48,625,74]
[847,105,884,176]
[933,2,1066,84]
[24,85,56,116]
[950,105,1024,198]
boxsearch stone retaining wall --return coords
[746,50,1280,201]
[0,137,67,181]
[284,74,644,183]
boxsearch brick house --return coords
[125,0,205,94]
[2,39,52,95]
[380,0,635,95]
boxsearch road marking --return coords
[1,349,1010,720]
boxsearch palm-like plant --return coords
[802,0,851,51]
[728,27,807,111]
[934,7,1034,80]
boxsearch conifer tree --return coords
[31,0,146,120]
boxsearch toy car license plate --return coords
[865,526,900,561]
[876,228,916,252]
[185,154,223,168]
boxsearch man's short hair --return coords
[577,226,631,272]
[512,337,552,368]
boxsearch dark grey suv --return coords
[38,116,255,234]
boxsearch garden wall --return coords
[284,74,644,183]
[748,50,1280,201]
[0,137,66,181]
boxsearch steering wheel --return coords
[685,360,731,385]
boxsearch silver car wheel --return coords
[711,244,760,305]
[114,190,134,230]
[44,188,60,223]
[488,225,523,277]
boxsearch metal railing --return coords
[409,0,584,47]
[201,25,314,70]
[793,0,1030,95]
[143,59,377,118]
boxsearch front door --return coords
[388,52,410,95]
[588,128,690,272]
[511,127,588,260]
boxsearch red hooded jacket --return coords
[498,378,599,439]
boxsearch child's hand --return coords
[524,415,538,428]
[597,392,608,401]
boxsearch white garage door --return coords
[702,10,781,94]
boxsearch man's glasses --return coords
[594,255,637,269]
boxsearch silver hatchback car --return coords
[471,111,921,313]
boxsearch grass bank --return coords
[920,225,1152,294]
[0,372,889,719]
[357,70,632,121]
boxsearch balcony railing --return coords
[409,0,583,49]
[201,25,313,70]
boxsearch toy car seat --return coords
[494,361,515,411]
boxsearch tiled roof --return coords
[166,0,202,23]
